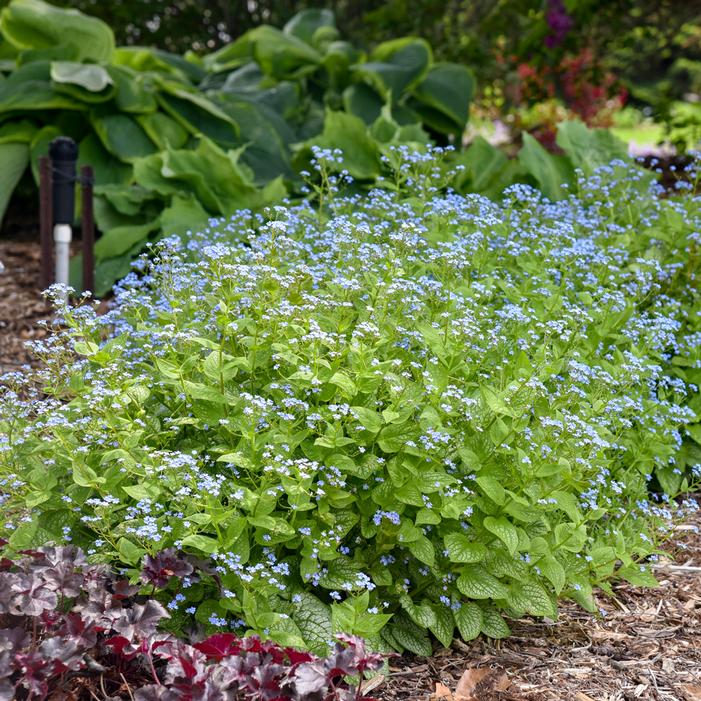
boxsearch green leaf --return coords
[78,133,132,186]
[518,133,575,201]
[283,9,335,44]
[117,537,146,565]
[454,602,482,641]
[0,0,115,63]
[328,371,357,397]
[0,120,37,145]
[408,535,435,567]
[318,557,361,590]
[617,564,659,588]
[51,61,112,92]
[109,65,158,114]
[91,113,158,161]
[160,193,209,237]
[556,120,629,174]
[343,83,384,125]
[444,533,487,563]
[428,604,454,648]
[480,607,510,639]
[122,482,161,502]
[483,516,519,556]
[0,142,28,227]
[181,534,220,554]
[157,85,240,148]
[249,25,321,80]
[452,136,508,193]
[137,112,189,150]
[351,406,383,433]
[411,63,474,134]
[538,555,566,594]
[354,37,431,100]
[400,596,436,629]
[457,565,509,600]
[304,110,380,180]
[289,592,334,655]
[94,220,160,260]
[0,61,85,114]
[377,422,409,453]
[72,462,105,488]
[390,615,433,656]
[507,581,557,618]
[476,475,506,505]
[554,523,588,553]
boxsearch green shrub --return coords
[1,152,699,654]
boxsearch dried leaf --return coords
[455,668,492,701]
[432,682,453,700]
[681,685,701,701]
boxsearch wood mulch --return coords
[0,239,53,373]
[1,238,700,701]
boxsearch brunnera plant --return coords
[1,150,700,656]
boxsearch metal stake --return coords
[39,156,53,290]
[80,165,95,294]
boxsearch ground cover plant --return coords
[0,541,385,700]
[0,150,700,657]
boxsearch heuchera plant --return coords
[0,541,384,700]
[0,150,700,656]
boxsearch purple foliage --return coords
[0,544,385,700]
[545,0,573,48]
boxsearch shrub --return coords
[1,152,700,655]
[0,541,384,700]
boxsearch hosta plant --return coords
[0,0,474,294]
[0,152,699,655]
[0,542,384,700]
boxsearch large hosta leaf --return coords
[412,63,475,135]
[157,84,239,148]
[213,93,294,183]
[50,61,112,92]
[0,141,28,227]
[353,37,431,100]
[107,65,158,114]
[77,133,132,186]
[303,110,380,180]
[0,0,114,63]
[0,61,85,113]
[249,25,321,80]
[133,137,260,216]
[91,113,157,161]
[343,83,384,125]
[283,9,335,45]
[556,120,629,174]
[518,133,575,201]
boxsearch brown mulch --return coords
[374,510,701,701]
[0,239,53,373]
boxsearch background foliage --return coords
[3,0,697,113]
[0,0,474,294]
